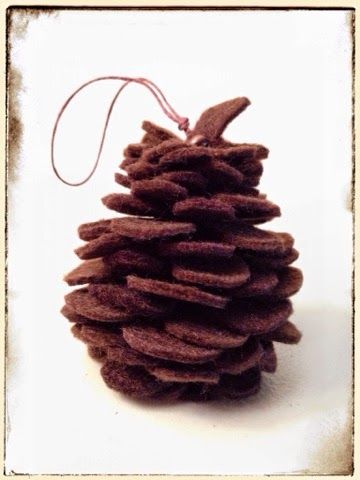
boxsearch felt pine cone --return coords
[63,97,303,402]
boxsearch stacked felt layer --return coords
[62,98,302,401]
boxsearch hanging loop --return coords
[51,76,190,186]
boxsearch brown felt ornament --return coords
[57,78,302,402]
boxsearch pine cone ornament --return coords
[63,97,303,402]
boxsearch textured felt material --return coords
[102,193,161,217]
[242,175,261,188]
[132,179,188,204]
[88,284,172,317]
[213,144,269,164]
[121,155,139,169]
[159,146,211,169]
[271,267,304,298]
[127,275,229,309]
[211,367,261,400]
[61,304,92,324]
[141,120,179,142]
[78,219,111,241]
[159,240,235,259]
[122,325,222,364]
[123,142,143,158]
[65,288,131,322]
[218,224,294,254]
[111,217,196,240]
[159,171,208,194]
[262,320,302,344]
[114,172,131,188]
[232,186,262,197]
[164,319,248,349]
[101,362,167,399]
[156,384,188,401]
[215,339,264,375]
[72,324,125,347]
[148,365,220,384]
[63,96,302,402]
[181,383,213,401]
[107,345,161,367]
[232,270,279,297]
[102,248,167,276]
[203,160,245,191]
[242,216,278,226]
[191,97,250,142]
[88,346,107,361]
[141,139,183,164]
[126,160,159,180]
[173,197,237,223]
[172,257,250,289]
[239,159,263,177]
[75,233,129,260]
[223,299,293,335]
[64,258,112,286]
[243,248,299,269]
[215,193,280,220]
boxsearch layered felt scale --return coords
[63,97,302,401]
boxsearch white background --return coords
[7,9,353,474]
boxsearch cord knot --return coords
[177,117,190,132]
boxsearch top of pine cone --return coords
[189,97,251,143]
[128,97,266,149]
[114,98,270,211]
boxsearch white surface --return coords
[6,9,353,475]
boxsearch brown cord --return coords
[51,76,190,186]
